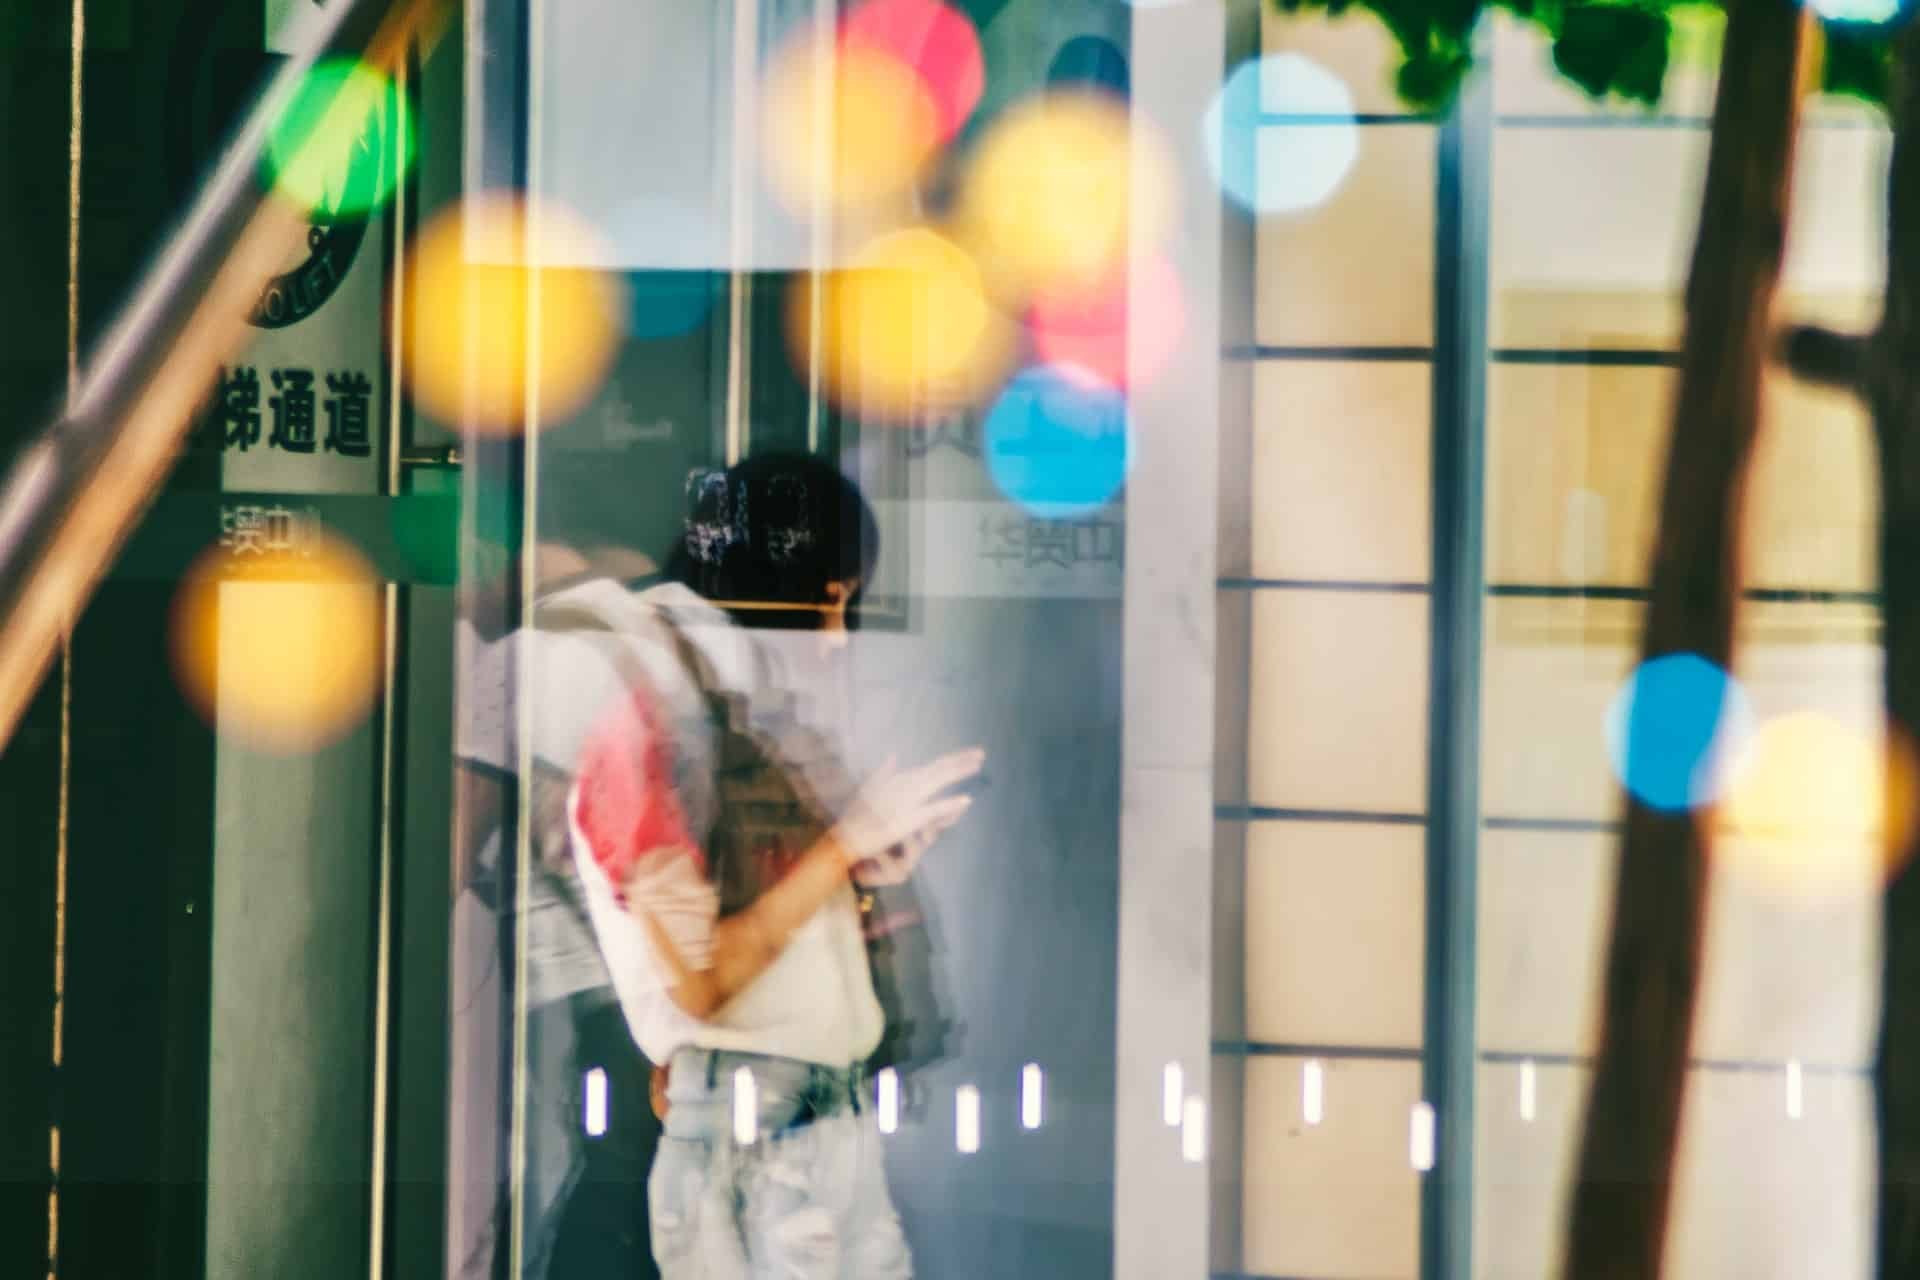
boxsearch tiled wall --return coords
[1225,14,1440,1278]
[1226,10,1890,1278]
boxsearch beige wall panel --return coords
[1488,366,1877,593]
[1472,1065,1873,1278]
[1245,820,1425,1047]
[1486,365,1671,588]
[1746,378,1876,595]
[1786,125,1890,294]
[1665,1069,1873,1279]
[1476,830,1612,1056]
[1480,597,1637,821]
[1492,130,1702,348]
[1493,122,1883,349]
[1256,126,1437,347]
[1494,288,1878,357]
[1248,590,1430,813]
[1692,869,1877,1070]
[1252,360,1432,583]
[1494,290,1685,352]
[1243,1055,1421,1278]
[1481,597,1882,816]
[1473,1060,1592,1279]
[1699,615,1882,1065]
[1735,603,1880,716]
[1479,606,1881,1058]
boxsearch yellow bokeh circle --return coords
[791,225,1013,420]
[761,38,942,216]
[957,91,1172,303]
[170,535,384,753]
[1717,711,1920,900]
[397,195,625,433]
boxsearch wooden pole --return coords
[1562,0,1808,1273]
[1868,25,1920,1275]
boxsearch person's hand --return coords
[851,813,962,887]
[834,748,985,876]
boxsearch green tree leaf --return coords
[1396,45,1477,106]
[1821,22,1893,105]
[1552,4,1673,104]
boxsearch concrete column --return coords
[1115,5,1233,1276]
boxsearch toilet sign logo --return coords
[167,6,401,332]
[252,217,369,330]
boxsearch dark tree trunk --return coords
[1562,1,1808,1275]
[1871,26,1920,1277]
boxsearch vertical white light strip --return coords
[1162,1062,1183,1127]
[733,1066,756,1143]
[1410,1102,1437,1173]
[52,3,82,1273]
[507,8,551,1272]
[584,1068,609,1138]
[723,0,760,464]
[1519,1059,1537,1124]
[370,56,415,1267]
[804,0,832,453]
[385,55,410,497]
[1022,1064,1044,1130]
[1181,1097,1207,1163]
[956,1085,981,1154]
[368,582,399,1280]
[734,1066,758,1145]
[1302,1059,1325,1126]
[1786,1060,1804,1120]
[877,1067,900,1135]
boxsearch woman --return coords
[566,455,980,1278]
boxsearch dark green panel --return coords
[0,10,74,1280]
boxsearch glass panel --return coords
[474,4,1140,1279]
[27,0,1911,1274]
[1476,32,1893,1279]
[37,1,449,1274]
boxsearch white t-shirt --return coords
[552,579,885,1067]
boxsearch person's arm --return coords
[634,749,983,1019]
[636,830,857,1019]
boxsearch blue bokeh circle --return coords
[1604,653,1753,813]
[983,365,1131,518]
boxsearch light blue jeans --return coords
[650,1047,913,1279]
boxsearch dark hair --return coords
[665,453,880,630]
